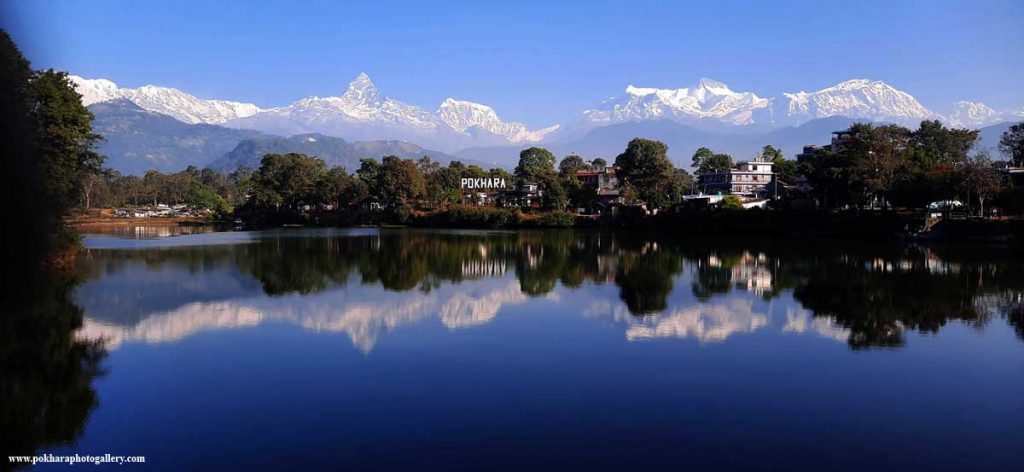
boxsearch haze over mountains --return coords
[73,73,1023,174]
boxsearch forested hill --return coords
[207,133,481,172]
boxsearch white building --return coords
[697,156,775,196]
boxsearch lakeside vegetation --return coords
[80,117,1024,236]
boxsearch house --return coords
[498,182,543,208]
[697,156,775,196]
[575,167,624,210]
[353,196,384,212]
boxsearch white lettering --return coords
[460,178,507,189]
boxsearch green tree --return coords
[428,166,462,207]
[910,120,978,167]
[539,173,569,210]
[614,138,679,208]
[248,153,329,211]
[591,157,608,169]
[487,167,513,184]
[29,70,105,216]
[514,147,557,183]
[720,194,744,210]
[462,164,487,179]
[319,166,359,207]
[692,147,734,174]
[558,154,589,178]
[379,155,426,206]
[356,158,381,189]
[673,168,695,197]
[1000,122,1024,166]
[760,145,797,184]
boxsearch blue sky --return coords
[3,0,1022,127]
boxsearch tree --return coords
[614,138,679,208]
[28,70,105,216]
[591,158,608,169]
[910,120,978,167]
[416,155,440,176]
[514,147,557,183]
[558,154,589,178]
[248,153,329,211]
[798,145,859,209]
[1000,122,1024,166]
[761,145,797,184]
[673,168,695,198]
[1,29,53,270]
[961,152,1003,216]
[428,166,463,207]
[691,147,733,174]
[379,155,426,206]
[760,145,784,162]
[539,173,569,210]
[720,194,744,210]
[319,167,358,207]
[488,167,513,184]
[462,164,487,179]
[848,123,912,208]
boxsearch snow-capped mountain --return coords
[70,75,262,125]
[437,98,559,143]
[75,71,1022,158]
[225,73,558,151]
[583,78,772,127]
[227,73,441,136]
[780,79,937,125]
[944,100,1022,128]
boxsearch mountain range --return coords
[74,73,1022,173]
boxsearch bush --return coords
[527,211,576,227]
[426,206,523,228]
[719,195,744,210]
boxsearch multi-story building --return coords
[697,157,775,196]
[575,167,623,206]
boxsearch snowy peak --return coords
[944,100,1017,128]
[781,79,936,125]
[70,76,121,106]
[340,72,381,106]
[587,78,772,126]
[437,98,558,143]
[70,75,262,124]
[224,75,557,150]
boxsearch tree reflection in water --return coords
[75,230,1024,350]
[1,270,106,461]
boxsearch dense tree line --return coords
[97,119,1024,221]
[84,165,251,215]
[797,120,1023,214]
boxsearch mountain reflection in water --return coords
[73,229,1024,351]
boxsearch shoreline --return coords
[68,210,1024,245]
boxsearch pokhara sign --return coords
[461,177,507,190]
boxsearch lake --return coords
[15,228,1024,470]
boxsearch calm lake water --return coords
[19,229,1024,469]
